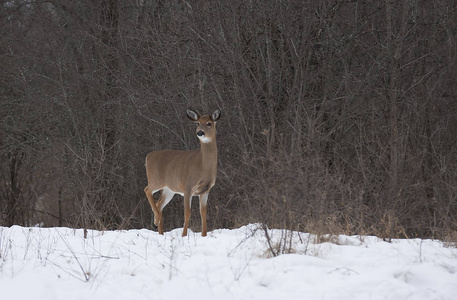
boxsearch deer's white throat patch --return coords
[198,136,212,143]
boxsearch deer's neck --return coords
[199,141,218,175]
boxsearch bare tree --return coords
[1,0,456,241]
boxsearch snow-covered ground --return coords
[0,224,456,299]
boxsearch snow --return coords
[1,224,456,300]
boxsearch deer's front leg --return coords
[199,193,209,237]
[182,191,192,237]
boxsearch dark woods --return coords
[1,0,456,241]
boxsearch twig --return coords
[55,229,90,282]
[262,224,277,257]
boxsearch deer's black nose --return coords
[197,130,205,137]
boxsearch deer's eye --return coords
[206,122,212,127]
[196,122,200,126]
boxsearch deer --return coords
[144,108,221,237]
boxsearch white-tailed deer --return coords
[144,108,221,237]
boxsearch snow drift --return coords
[0,225,456,300]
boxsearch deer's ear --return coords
[211,108,221,122]
[187,108,200,121]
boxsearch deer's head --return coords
[187,108,221,144]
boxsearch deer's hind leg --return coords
[155,187,174,235]
[144,186,162,231]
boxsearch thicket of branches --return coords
[1,0,456,241]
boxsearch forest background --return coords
[1,0,456,242]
